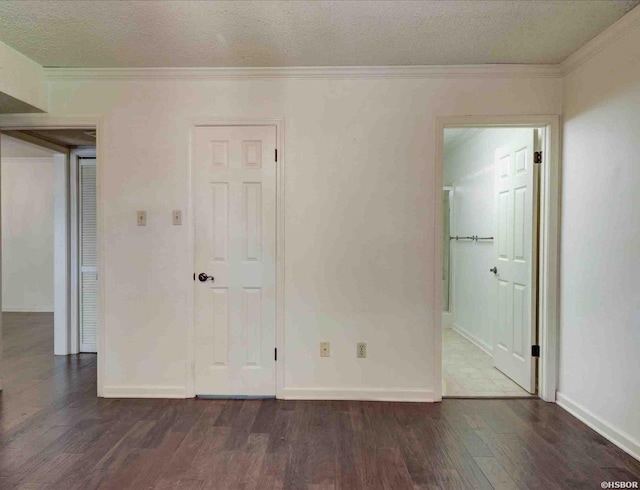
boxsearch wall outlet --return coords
[320,342,330,357]
[357,342,367,358]
[172,210,182,226]
[137,210,147,226]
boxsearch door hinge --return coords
[275,148,278,162]
[274,348,278,361]
[534,151,542,164]
[193,273,195,281]
[532,345,540,358]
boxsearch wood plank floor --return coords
[1,312,639,489]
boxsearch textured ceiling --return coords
[0,1,637,68]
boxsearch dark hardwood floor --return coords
[1,312,639,489]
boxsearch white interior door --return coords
[79,157,98,353]
[493,129,537,393]
[194,126,277,396]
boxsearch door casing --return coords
[435,115,561,403]
[187,118,285,399]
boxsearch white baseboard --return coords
[102,385,188,399]
[452,323,493,356]
[556,392,640,462]
[281,387,434,402]
[3,307,54,313]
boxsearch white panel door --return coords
[194,126,277,396]
[493,130,537,393]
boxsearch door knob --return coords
[490,267,498,274]
[198,273,214,282]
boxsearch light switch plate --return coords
[357,342,367,358]
[137,210,147,226]
[172,210,182,226]
[320,342,330,357]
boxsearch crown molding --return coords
[43,64,562,81]
[560,4,640,75]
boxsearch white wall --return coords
[33,74,562,399]
[444,128,533,353]
[559,20,640,458]
[1,153,55,312]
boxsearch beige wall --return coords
[43,75,562,398]
[1,155,55,312]
[559,22,640,458]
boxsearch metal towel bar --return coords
[449,235,494,241]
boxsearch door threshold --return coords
[196,394,276,400]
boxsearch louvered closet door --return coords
[79,159,98,353]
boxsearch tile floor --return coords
[443,328,534,397]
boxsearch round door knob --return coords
[198,273,214,282]
[490,267,498,274]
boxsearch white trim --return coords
[187,118,285,400]
[434,115,561,403]
[560,4,640,75]
[103,385,187,399]
[53,151,70,355]
[282,388,434,402]
[0,114,105,397]
[452,323,493,356]
[68,150,80,354]
[557,392,640,462]
[44,64,562,81]
[53,151,71,353]
[537,120,561,403]
[2,307,54,313]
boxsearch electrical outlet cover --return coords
[320,342,330,357]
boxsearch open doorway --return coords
[0,129,98,401]
[441,126,543,398]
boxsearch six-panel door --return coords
[194,126,277,396]
[493,129,538,393]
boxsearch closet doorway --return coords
[441,126,543,398]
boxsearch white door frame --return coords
[0,114,105,397]
[434,115,561,403]
[187,118,285,399]
[441,186,454,328]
